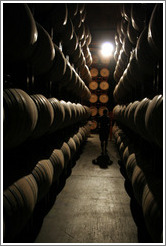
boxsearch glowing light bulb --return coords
[101,42,114,57]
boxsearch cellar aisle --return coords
[35,134,138,243]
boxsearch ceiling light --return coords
[101,42,114,57]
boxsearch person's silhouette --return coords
[98,109,110,155]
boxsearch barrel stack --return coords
[112,3,163,243]
[3,3,92,242]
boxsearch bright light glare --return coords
[101,42,114,57]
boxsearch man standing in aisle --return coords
[98,109,110,155]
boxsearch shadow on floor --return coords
[92,154,113,169]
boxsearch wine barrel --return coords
[145,95,163,147]
[66,68,79,91]
[67,101,77,124]
[86,52,93,67]
[122,145,132,165]
[80,64,92,83]
[29,22,55,75]
[75,50,86,69]
[99,81,109,90]
[3,174,38,241]
[76,131,83,145]
[53,17,74,43]
[73,134,81,151]
[131,165,147,206]
[135,26,157,76]
[122,36,133,57]
[81,84,91,101]
[30,94,54,138]
[89,93,98,103]
[47,44,67,82]
[48,98,65,132]
[76,22,85,41]
[90,120,98,130]
[70,43,82,64]
[59,59,73,88]
[98,106,108,116]
[119,141,128,159]
[127,20,139,46]
[61,142,71,172]
[49,149,65,181]
[90,68,99,77]
[63,31,78,56]
[121,18,128,36]
[142,184,162,242]
[100,68,110,77]
[90,106,98,116]
[32,159,54,201]
[82,44,89,58]
[89,81,98,90]
[3,89,38,149]
[80,8,86,22]
[125,153,137,180]
[79,127,86,141]
[99,94,109,103]
[72,10,82,29]
[122,3,131,22]
[60,100,72,127]
[84,106,91,119]
[134,97,150,138]
[126,101,139,131]
[86,32,92,46]
[131,3,146,32]
[80,35,87,47]
[67,138,77,158]
[148,4,163,58]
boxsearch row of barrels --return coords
[90,67,110,78]
[90,106,109,117]
[89,93,109,104]
[3,122,91,242]
[4,3,92,96]
[113,4,162,104]
[29,3,93,74]
[113,95,163,148]
[55,60,91,101]
[3,88,91,150]
[89,80,109,91]
[114,3,151,61]
[112,123,163,243]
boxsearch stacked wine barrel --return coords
[88,60,111,131]
[3,3,92,242]
[112,3,163,243]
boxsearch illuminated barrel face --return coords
[99,94,109,103]
[89,94,98,103]
[100,68,110,77]
[90,67,99,77]
[89,81,98,90]
[99,81,109,90]
[90,106,98,116]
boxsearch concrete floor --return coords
[35,134,138,243]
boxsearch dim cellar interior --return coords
[2,1,164,244]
